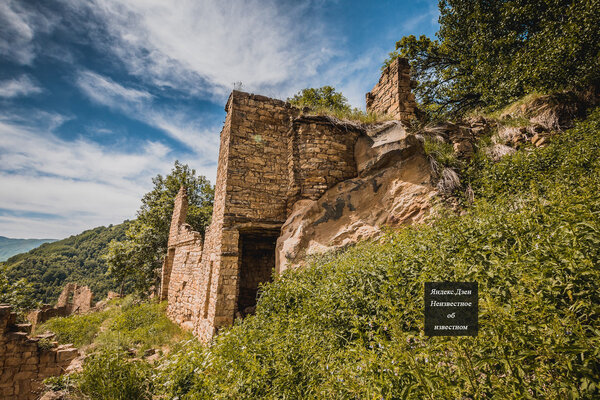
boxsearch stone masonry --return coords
[366,57,417,121]
[162,61,418,342]
[27,283,93,331]
[0,305,78,400]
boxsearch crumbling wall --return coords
[366,57,417,121]
[0,305,77,400]
[27,284,93,330]
[287,115,362,210]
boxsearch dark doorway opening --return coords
[237,230,278,317]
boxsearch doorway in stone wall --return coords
[237,230,279,317]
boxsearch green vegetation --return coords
[37,297,189,352]
[78,349,153,400]
[0,236,56,262]
[288,86,352,112]
[288,85,389,123]
[148,108,599,398]
[1,223,128,305]
[387,0,600,117]
[105,161,214,295]
[40,298,188,399]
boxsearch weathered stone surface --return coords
[28,284,93,330]
[276,141,435,272]
[366,57,417,121]
[162,60,422,342]
[0,304,78,400]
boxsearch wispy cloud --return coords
[75,70,221,160]
[61,0,335,99]
[0,75,43,98]
[0,0,59,65]
[0,114,173,238]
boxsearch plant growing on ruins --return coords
[288,86,352,113]
[105,161,214,295]
[386,0,600,117]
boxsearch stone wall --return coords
[287,115,362,209]
[0,305,77,400]
[27,283,93,330]
[366,57,417,121]
[162,59,420,342]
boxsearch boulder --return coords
[276,149,436,273]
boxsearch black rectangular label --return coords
[424,282,478,336]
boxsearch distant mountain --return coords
[2,222,130,304]
[0,236,57,262]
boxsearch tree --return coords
[386,0,600,117]
[105,161,214,295]
[288,86,352,112]
[0,266,36,312]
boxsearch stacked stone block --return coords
[0,305,77,400]
[27,284,93,330]
[366,57,417,121]
[287,115,362,210]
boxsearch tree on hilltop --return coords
[288,86,352,112]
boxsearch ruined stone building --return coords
[27,283,93,331]
[161,58,431,342]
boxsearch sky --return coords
[0,0,439,239]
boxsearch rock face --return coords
[276,130,435,272]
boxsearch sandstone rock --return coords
[485,144,516,161]
[355,121,421,175]
[453,140,474,158]
[276,151,436,273]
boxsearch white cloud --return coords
[76,70,153,105]
[0,75,43,98]
[0,116,179,238]
[61,0,336,100]
[75,69,220,159]
[0,1,59,65]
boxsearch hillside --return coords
[0,237,57,262]
[1,223,129,305]
[153,108,600,399]
[42,107,600,399]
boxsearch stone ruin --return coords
[27,283,93,331]
[0,305,78,400]
[161,58,433,342]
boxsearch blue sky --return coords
[0,0,439,239]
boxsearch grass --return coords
[36,296,190,353]
[148,107,600,399]
[305,105,395,124]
